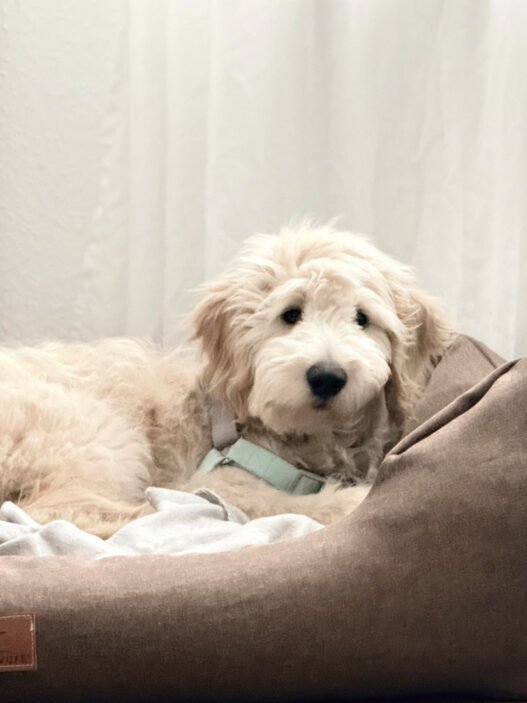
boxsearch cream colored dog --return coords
[0,224,452,537]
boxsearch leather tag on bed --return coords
[0,614,37,672]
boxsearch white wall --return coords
[1,0,526,357]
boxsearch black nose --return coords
[306,362,348,400]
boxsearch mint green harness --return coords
[197,399,326,495]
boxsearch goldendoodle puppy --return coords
[0,224,452,536]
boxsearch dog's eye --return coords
[355,310,369,328]
[281,307,302,325]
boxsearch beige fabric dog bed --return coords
[2,334,526,702]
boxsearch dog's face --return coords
[192,224,450,436]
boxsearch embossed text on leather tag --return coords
[0,614,37,672]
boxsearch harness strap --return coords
[208,396,239,449]
[198,399,326,495]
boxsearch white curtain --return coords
[1,0,526,358]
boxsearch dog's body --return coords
[0,225,452,536]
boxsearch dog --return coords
[0,223,452,537]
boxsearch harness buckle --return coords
[218,456,234,467]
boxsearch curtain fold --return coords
[1,0,526,356]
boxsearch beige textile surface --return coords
[1,335,526,702]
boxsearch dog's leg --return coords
[21,491,155,539]
[180,467,370,525]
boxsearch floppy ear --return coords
[191,281,231,378]
[190,280,253,419]
[385,279,452,426]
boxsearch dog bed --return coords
[2,334,527,702]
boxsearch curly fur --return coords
[0,224,452,536]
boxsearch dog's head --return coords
[191,223,451,436]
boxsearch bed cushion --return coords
[2,335,526,702]
[404,333,505,432]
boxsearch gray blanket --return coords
[0,487,322,558]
